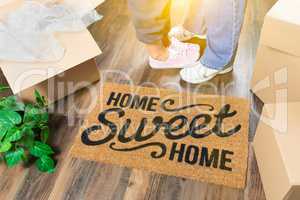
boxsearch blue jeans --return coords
[128,0,246,70]
[197,0,246,69]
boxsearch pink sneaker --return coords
[149,38,200,69]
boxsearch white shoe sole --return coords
[149,60,200,69]
[180,66,233,84]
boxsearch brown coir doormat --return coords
[71,83,249,188]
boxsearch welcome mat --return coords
[71,83,249,188]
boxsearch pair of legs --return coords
[128,0,172,61]
[128,0,246,82]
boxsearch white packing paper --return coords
[0,0,11,7]
[0,0,102,62]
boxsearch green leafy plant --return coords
[0,86,55,173]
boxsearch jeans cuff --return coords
[200,58,225,70]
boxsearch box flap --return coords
[285,186,300,199]
[0,30,101,94]
[262,103,300,185]
[260,0,300,57]
[90,0,105,8]
[254,104,291,200]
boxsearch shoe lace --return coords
[170,39,196,57]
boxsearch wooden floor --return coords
[0,0,277,199]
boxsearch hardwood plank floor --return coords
[0,0,277,199]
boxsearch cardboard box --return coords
[0,0,104,103]
[251,0,300,103]
[254,102,300,200]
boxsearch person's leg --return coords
[183,0,206,36]
[180,0,246,83]
[168,0,206,42]
[128,0,200,69]
[200,0,246,70]
[128,0,171,61]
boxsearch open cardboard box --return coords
[251,0,300,103]
[254,102,300,200]
[0,0,104,104]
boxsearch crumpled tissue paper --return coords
[0,0,11,7]
[0,0,102,62]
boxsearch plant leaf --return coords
[40,126,49,143]
[0,110,22,125]
[0,142,12,153]
[29,141,54,157]
[34,90,47,107]
[4,148,24,168]
[35,155,55,173]
[21,152,29,164]
[24,104,48,125]
[22,125,35,136]
[4,127,24,143]
[0,85,9,93]
[19,134,34,149]
[0,96,25,111]
[16,124,35,149]
[0,110,22,140]
[0,125,9,141]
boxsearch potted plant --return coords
[0,85,56,173]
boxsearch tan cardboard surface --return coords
[251,45,300,103]
[71,83,249,189]
[0,30,101,94]
[254,103,300,200]
[90,0,105,8]
[251,0,300,103]
[260,0,300,57]
[17,58,99,103]
[272,104,300,185]
[286,186,300,200]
